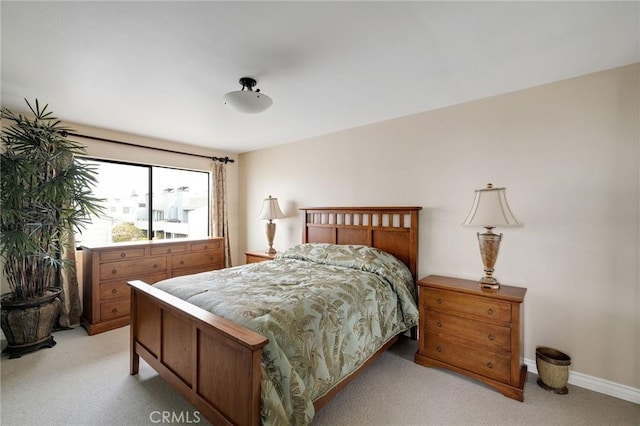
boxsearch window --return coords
[75,158,209,245]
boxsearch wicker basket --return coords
[536,346,571,394]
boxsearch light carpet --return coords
[1,326,638,425]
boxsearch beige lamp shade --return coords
[462,184,519,228]
[258,195,285,221]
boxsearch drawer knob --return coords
[112,308,118,314]
[120,252,126,258]
[167,249,172,253]
[437,298,443,305]
[487,362,494,369]
[487,308,493,315]
[488,334,494,341]
[180,260,185,265]
[111,269,117,275]
[111,289,117,294]
[153,264,158,269]
[436,346,442,352]
[204,245,208,249]
[436,321,442,328]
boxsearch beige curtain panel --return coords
[211,162,232,268]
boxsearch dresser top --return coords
[80,236,221,250]
[418,275,527,302]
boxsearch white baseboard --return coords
[524,357,640,404]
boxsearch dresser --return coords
[414,275,527,401]
[81,237,224,335]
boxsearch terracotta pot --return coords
[1,288,62,358]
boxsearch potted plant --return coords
[1,99,103,358]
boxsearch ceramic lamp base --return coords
[477,229,502,289]
[265,221,277,254]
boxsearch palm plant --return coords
[1,99,104,302]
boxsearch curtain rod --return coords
[64,131,235,164]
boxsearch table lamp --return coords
[258,195,285,254]
[462,183,520,289]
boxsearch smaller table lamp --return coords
[462,183,520,289]
[258,195,285,254]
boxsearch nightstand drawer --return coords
[425,288,511,323]
[423,335,511,383]
[246,254,270,263]
[425,310,511,352]
[245,251,277,263]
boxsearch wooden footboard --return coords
[128,280,268,426]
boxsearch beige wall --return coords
[239,64,640,389]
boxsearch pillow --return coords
[279,243,416,302]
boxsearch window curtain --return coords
[211,162,232,268]
[58,233,82,327]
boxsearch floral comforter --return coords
[153,243,419,425]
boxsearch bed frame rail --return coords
[128,280,268,426]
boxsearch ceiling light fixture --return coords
[223,77,273,114]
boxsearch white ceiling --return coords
[2,1,638,154]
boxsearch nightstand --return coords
[244,250,277,264]
[414,275,527,401]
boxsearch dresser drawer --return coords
[100,247,146,262]
[423,335,511,383]
[425,310,511,352]
[191,240,222,251]
[99,280,129,301]
[150,244,187,256]
[172,266,213,278]
[100,273,167,301]
[99,257,167,281]
[100,298,130,321]
[424,288,511,323]
[172,250,223,271]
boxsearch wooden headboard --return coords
[300,206,422,279]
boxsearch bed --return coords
[127,206,421,425]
